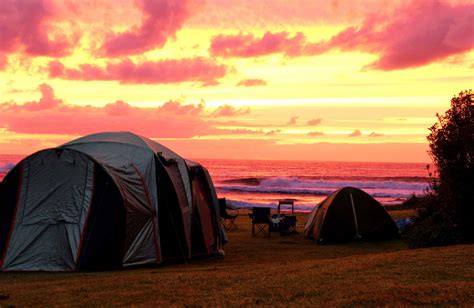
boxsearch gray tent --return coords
[0,132,225,271]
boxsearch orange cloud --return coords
[349,129,362,137]
[265,129,281,136]
[100,0,202,56]
[308,131,324,137]
[222,128,263,135]
[287,116,299,125]
[236,79,268,87]
[48,58,227,85]
[211,105,250,117]
[307,118,322,126]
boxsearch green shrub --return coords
[405,90,474,248]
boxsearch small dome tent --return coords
[0,132,225,271]
[305,187,398,243]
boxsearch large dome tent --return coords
[305,187,399,243]
[0,132,225,271]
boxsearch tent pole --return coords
[350,193,361,239]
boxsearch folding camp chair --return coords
[250,207,271,237]
[219,198,238,230]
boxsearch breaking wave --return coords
[216,176,429,199]
[221,176,430,186]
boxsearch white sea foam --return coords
[216,177,429,199]
[259,177,428,191]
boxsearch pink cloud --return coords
[101,0,201,56]
[189,0,408,29]
[210,31,323,58]
[333,1,474,70]
[209,1,474,70]
[349,129,362,137]
[22,84,63,111]
[237,79,268,87]
[0,0,73,57]
[308,131,324,137]
[0,84,216,138]
[307,118,322,126]
[48,58,227,85]
[211,105,250,117]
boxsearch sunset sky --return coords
[0,0,473,162]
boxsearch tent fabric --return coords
[0,132,225,271]
[305,187,399,243]
[187,160,226,256]
[1,150,94,271]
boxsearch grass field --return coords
[0,210,473,306]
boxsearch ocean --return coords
[0,155,430,212]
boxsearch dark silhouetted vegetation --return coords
[405,90,474,248]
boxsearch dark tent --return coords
[305,187,399,243]
[0,132,226,271]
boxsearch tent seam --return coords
[130,163,161,264]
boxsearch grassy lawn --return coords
[0,210,473,306]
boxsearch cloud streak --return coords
[210,31,323,58]
[237,79,268,87]
[308,131,324,137]
[48,58,227,85]
[369,132,384,137]
[211,105,251,117]
[307,118,322,126]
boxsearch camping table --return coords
[278,199,294,214]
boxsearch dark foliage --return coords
[406,90,474,248]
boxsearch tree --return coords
[406,90,474,247]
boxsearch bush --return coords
[405,90,474,248]
[404,194,463,248]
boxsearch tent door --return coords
[2,150,94,271]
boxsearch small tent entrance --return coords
[2,150,95,271]
[0,149,127,271]
[188,161,221,257]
